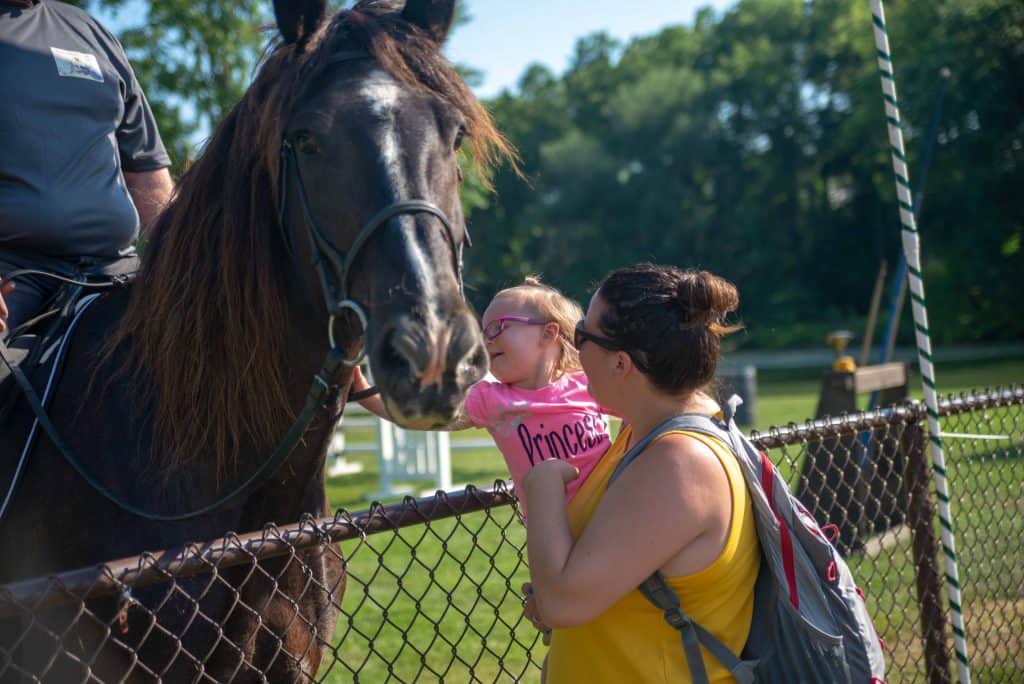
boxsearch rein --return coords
[1,337,352,521]
[0,273,357,522]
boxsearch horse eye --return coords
[453,127,466,152]
[293,131,320,155]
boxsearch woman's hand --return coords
[522,458,579,492]
[522,582,552,645]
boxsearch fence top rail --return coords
[749,385,1022,449]
[0,483,517,616]
[2,385,1020,614]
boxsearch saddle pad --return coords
[0,334,43,425]
[0,293,100,521]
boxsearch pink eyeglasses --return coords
[482,316,549,341]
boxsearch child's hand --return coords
[351,365,370,392]
[523,459,580,491]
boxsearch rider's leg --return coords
[0,252,138,340]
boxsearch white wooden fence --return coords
[329,405,496,499]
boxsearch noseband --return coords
[276,51,470,366]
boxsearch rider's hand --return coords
[0,280,14,334]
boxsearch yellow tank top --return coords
[545,424,761,683]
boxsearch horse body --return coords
[0,0,510,680]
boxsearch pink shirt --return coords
[463,371,612,505]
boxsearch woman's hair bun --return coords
[675,271,740,334]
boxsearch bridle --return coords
[0,50,472,522]
[276,50,470,366]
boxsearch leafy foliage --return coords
[78,0,1022,346]
[471,0,1023,347]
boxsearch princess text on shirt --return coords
[517,415,608,466]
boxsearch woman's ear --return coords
[614,351,631,375]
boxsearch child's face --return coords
[480,294,557,386]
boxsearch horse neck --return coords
[235,323,342,528]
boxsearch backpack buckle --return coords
[663,608,690,631]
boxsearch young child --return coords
[350,277,614,509]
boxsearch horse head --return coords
[274,0,493,429]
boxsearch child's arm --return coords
[440,411,475,432]
[350,366,477,431]
[350,366,390,419]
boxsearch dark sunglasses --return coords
[573,320,620,352]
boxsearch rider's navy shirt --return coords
[0,0,169,260]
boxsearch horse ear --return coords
[274,0,328,45]
[402,0,456,44]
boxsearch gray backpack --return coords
[608,396,886,684]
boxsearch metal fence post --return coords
[902,420,953,684]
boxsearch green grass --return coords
[315,357,1024,682]
[318,513,539,683]
[751,356,1024,431]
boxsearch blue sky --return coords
[448,0,736,97]
[98,0,737,99]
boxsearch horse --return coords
[0,0,511,680]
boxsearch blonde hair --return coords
[493,276,583,375]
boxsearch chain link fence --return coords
[1,386,1021,683]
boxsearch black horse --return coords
[0,0,510,680]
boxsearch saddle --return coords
[0,273,130,522]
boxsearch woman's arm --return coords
[524,434,732,628]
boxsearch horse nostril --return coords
[459,342,488,384]
[374,313,486,396]
[447,313,488,385]
[376,326,416,376]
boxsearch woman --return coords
[522,264,760,683]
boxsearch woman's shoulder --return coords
[638,429,730,484]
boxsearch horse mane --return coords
[107,3,515,481]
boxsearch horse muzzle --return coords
[369,310,487,427]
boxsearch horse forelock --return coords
[105,4,514,482]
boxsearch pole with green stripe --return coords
[869,2,970,681]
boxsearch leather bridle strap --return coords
[274,49,469,372]
[278,142,467,312]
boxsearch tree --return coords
[469,0,1023,345]
[72,0,1023,344]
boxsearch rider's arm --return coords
[125,168,174,239]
